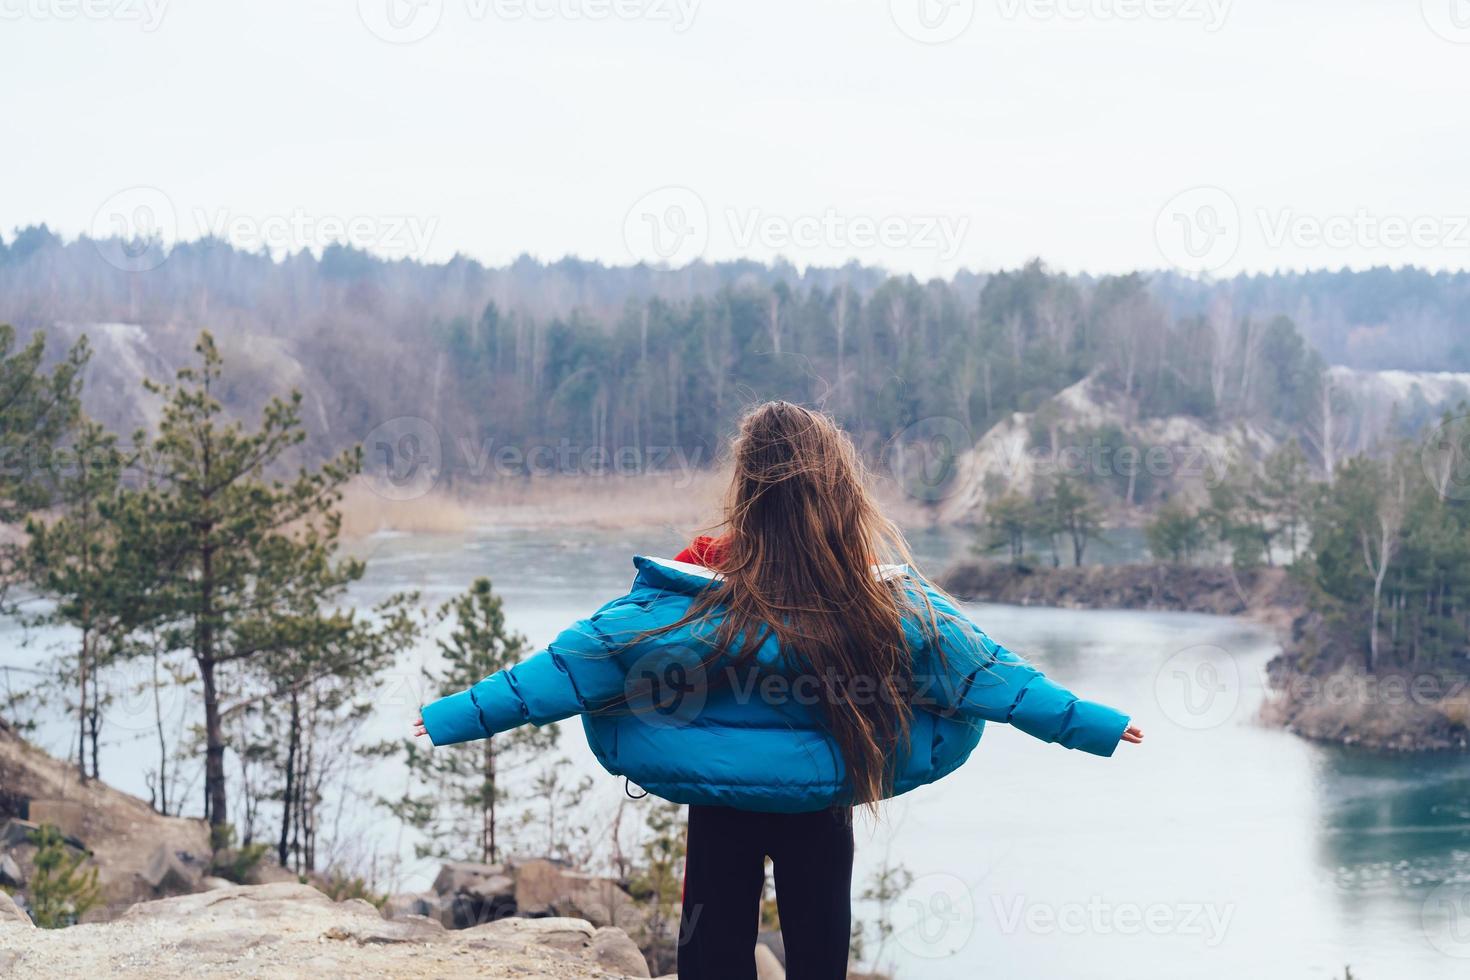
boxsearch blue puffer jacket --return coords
[421,556,1130,812]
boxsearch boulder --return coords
[431,860,509,896]
[0,818,39,850]
[0,881,640,976]
[139,843,206,897]
[432,860,515,929]
[120,881,334,922]
[0,852,22,888]
[1,888,33,927]
[0,727,211,912]
[514,858,645,932]
[590,925,652,977]
[381,890,443,922]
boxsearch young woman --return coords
[414,401,1142,979]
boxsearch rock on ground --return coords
[0,882,650,978]
[0,723,210,912]
[1,887,34,926]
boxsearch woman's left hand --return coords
[1121,723,1144,744]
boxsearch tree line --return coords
[1,226,1451,483]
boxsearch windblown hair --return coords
[673,401,942,809]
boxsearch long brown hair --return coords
[675,401,939,808]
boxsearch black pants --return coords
[678,804,854,980]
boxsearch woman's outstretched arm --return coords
[912,585,1141,756]
[415,596,645,745]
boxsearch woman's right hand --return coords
[412,714,428,739]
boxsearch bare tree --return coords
[1360,467,1405,673]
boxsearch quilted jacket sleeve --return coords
[911,586,1130,757]
[419,597,644,747]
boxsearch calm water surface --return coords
[4,525,1469,978]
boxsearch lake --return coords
[4,525,1469,978]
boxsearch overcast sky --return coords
[4,0,1468,278]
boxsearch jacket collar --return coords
[632,555,723,594]
[631,554,911,595]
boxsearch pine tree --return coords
[114,331,362,832]
[384,577,557,864]
[24,824,101,928]
[0,326,88,612]
[25,420,133,781]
